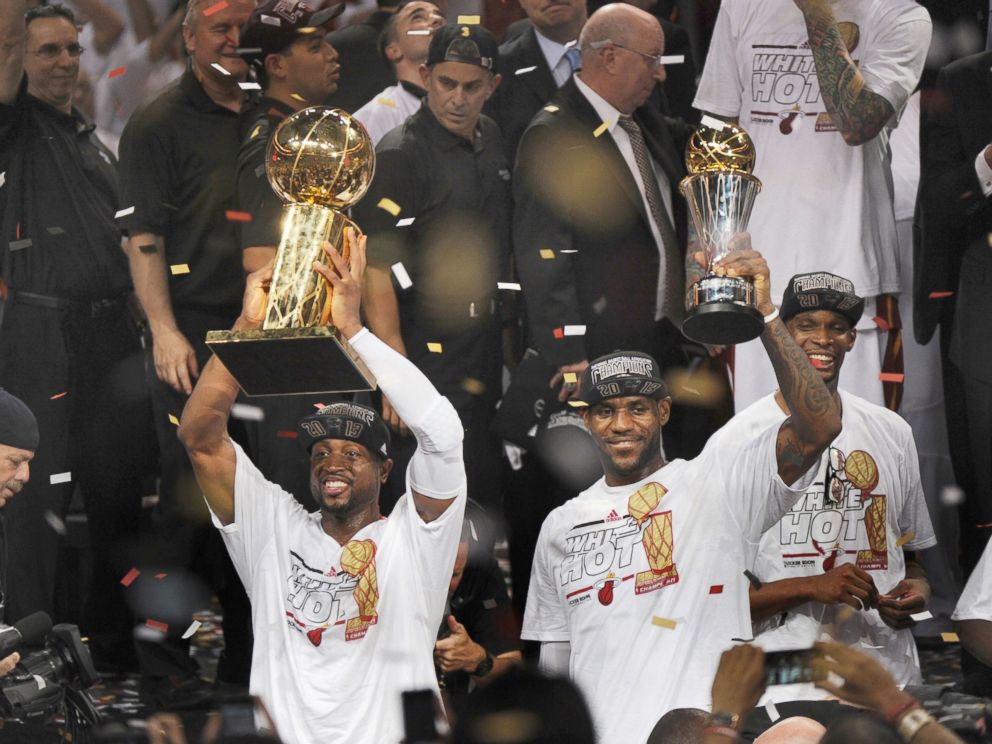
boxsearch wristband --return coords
[763,307,779,324]
[883,696,920,724]
[703,725,741,741]
[896,708,934,742]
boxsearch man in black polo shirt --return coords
[118,0,255,702]
[352,23,510,512]
[235,0,344,502]
[0,1,155,671]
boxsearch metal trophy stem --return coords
[206,107,377,397]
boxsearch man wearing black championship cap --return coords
[522,240,842,743]
[178,230,466,744]
[0,388,37,676]
[704,271,936,733]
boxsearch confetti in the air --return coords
[170,264,190,275]
[120,568,141,587]
[515,66,537,75]
[43,510,66,535]
[9,238,31,251]
[709,585,723,594]
[700,114,729,130]
[593,122,610,138]
[108,66,126,78]
[659,55,685,65]
[49,472,71,485]
[764,700,780,723]
[377,198,401,217]
[211,62,231,76]
[651,616,677,630]
[115,206,135,218]
[895,531,915,547]
[940,485,964,506]
[427,342,443,353]
[544,104,559,113]
[942,632,960,643]
[49,391,67,400]
[539,249,555,259]
[563,372,578,384]
[276,430,298,439]
[563,325,586,336]
[181,620,202,639]
[391,262,413,289]
[879,372,905,383]
[202,0,228,16]
[567,400,588,407]
[46,226,65,235]
[872,316,889,331]
[910,610,933,621]
[0,172,5,188]
[928,291,954,298]
[396,217,415,227]
[260,13,281,26]
[497,282,521,290]
[225,210,252,222]
[461,378,485,395]
[238,81,262,91]
[168,414,180,425]
[145,619,169,633]
[457,14,480,23]
[407,29,431,35]
[231,403,265,421]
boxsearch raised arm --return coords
[177,261,274,525]
[314,232,465,524]
[0,0,26,106]
[793,0,896,145]
[711,240,841,485]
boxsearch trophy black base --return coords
[682,276,764,346]
[205,326,376,397]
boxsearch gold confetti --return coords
[290,92,306,102]
[249,124,263,139]
[567,400,588,407]
[376,97,397,108]
[563,372,577,384]
[457,15,480,24]
[461,377,486,395]
[593,122,610,138]
[895,531,915,547]
[544,104,560,113]
[651,616,677,630]
[168,414,180,426]
[539,249,555,259]
[941,632,960,643]
[170,263,190,275]
[377,198,401,217]
[427,342,443,353]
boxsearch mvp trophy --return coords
[206,107,377,396]
[679,120,764,346]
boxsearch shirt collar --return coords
[399,80,427,99]
[534,29,570,72]
[416,104,484,153]
[573,74,623,134]
[180,68,239,116]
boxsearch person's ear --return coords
[379,458,394,484]
[657,398,671,426]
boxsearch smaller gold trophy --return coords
[207,107,377,396]
[679,120,764,345]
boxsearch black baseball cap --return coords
[298,402,391,460]
[0,388,38,451]
[580,351,669,406]
[239,0,344,69]
[425,23,498,71]
[780,272,865,327]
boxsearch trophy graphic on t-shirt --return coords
[679,118,765,345]
[206,106,377,395]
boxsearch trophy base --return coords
[682,276,764,346]
[205,326,376,397]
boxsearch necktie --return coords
[565,46,582,73]
[616,115,683,323]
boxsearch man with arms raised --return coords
[522,240,842,743]
[178,231,466,744]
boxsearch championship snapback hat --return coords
[779,272,864,327]
[239,0,344,69]
[425,23,498,70]
[298,402,391,460]
[580,351,669,406]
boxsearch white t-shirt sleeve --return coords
[521,515,570,642]
[895,426,937,551]
[692,0,743,117]
[952,538,992,622]
[975,150,992,198]
[858,7,932,118]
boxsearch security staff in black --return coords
[117,0,255,703]
[0,2,156,670]
[353,24,511,513]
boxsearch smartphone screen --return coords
[763,648,820,686]
[402,689,438,743]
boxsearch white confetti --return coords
[764,699,780,723]
[659,55,685,65]
[406,29,431,35]
[563,325,587,336]
[211,62,231,76]
[181,620,202,639]
[115,206,135,218]
[0,172,5,188]
[260,14,281,26]
[701,114,729,130]
[231,403,265,421]
[497,282,521,290]
[391,262,413,289]
[940,485,964,506]
[43,509,66,535]
[910,610,933,622]
[49,471,72,485]
[396,217,415,227]
[238,81,262,90]
[515,65,538,75]
[33,675,47,690]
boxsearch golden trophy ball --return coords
[679,120,765,345]
[207,107,377,396]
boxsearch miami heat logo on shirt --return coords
[560,482,678,608]
[284,540,381,645]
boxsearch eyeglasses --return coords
[589,39,663,69]
[26,43,85,59]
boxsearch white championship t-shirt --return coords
[953,536,992,623]
[712,390,936,702]
[210,443,465,744]
[522,426,815,744]
[693,0,931,301]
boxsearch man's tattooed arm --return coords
[794,0,894,146]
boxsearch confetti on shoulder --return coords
[181,620,202,639]
[49,472,71,485]
[376,97,397,108]
[427,342,443,353]
[108,66,126,78]
[515,66,538,76]
[202,0,228,16]
[497,282,521,290]
[377,198,401,217]
[593,121,610,138]
[651,615,677,630]
[170,263,190,275]
[457,14,480,23]
[115,206,135,218]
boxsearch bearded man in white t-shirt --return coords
[177,230,466,744]
[710,271,935,718]
[522,240,842,744]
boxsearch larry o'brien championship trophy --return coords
[679,119,764,345]
[206,107,377,396]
